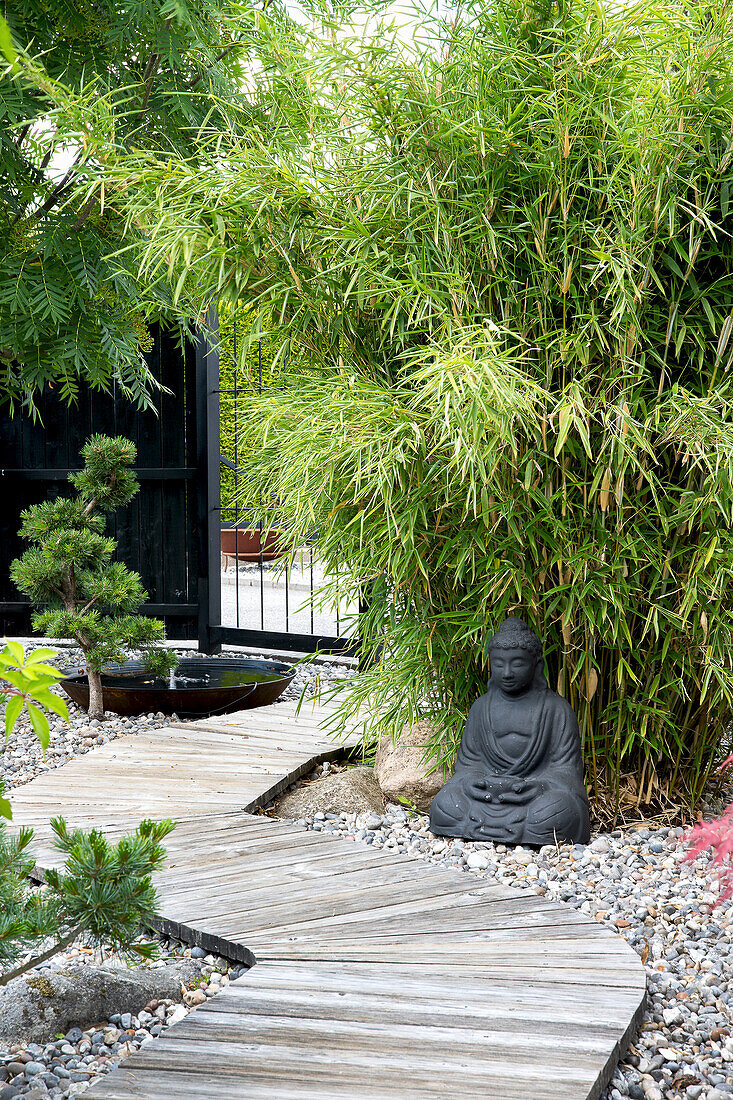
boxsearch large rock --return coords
[374,721,446,813]
[0,960,202,1045]
[275,766,384,818]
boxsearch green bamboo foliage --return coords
[217,305,286,519]
[102,0,733,813]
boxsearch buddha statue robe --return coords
[429,677,590,846]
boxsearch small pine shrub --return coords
[11,435,176,717]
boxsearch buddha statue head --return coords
[488,617,545,696]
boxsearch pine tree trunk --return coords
[87,668,105,719]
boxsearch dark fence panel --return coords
[0,325,211,641]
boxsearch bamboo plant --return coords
[37,0,733,813]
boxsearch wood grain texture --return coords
[6,701,646,1100]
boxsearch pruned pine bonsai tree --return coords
[0,813,175,987]
[0,641,174,986]
[11,435,177,718]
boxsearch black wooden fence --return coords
[0,325,218,646]
[0,319,359,658]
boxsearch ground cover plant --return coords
[28,0,733,818]
[0,641,173,985]
[10,434,176,718]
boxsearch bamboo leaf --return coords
[0,15,17,66]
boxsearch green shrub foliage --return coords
[0,0,247,411]
[104,0,733,812]
[0,642,173,985]
[11,435,176,717]
[0,814,174,985]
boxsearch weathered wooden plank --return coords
[195,979,640,1031]
[244,904,607,939]
[157,859,451,906]
[241,936,637,964]
[202,880,552,937]
[118,1030,609,1078]
[225,959,645,998]
[164,989,637,1051]
[85,1035,603,1094]
[85,1063,578,1100]
[248,955,639,986]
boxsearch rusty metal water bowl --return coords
[60,657,295,718]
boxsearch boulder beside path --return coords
[0,960,203,1045]
[374,721,446,813]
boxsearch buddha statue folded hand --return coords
[429,617,590,846]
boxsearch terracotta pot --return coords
[220,527,286,562]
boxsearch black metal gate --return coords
[0,325,217,646]
[204,308,358,657]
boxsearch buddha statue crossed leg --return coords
[429,617,590,846]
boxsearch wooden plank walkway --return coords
[7,701,646,1100]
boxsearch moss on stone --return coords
[26,975,55,998]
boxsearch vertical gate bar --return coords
[285,560,289,632]
[234,306,240,628]
[358,582,378,671]
[258,336,265,631]
[196,308,222,654]
[310,547,314,634]
[305,343,314,638]
[334,338,341,641]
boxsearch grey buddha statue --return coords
[429,617,590,846]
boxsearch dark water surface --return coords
[103,669,283,689]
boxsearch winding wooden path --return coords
[8,701,646,1100]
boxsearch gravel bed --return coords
[281,800,733,1100]
[0,938,246,1098]
[7,647,730,1098]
